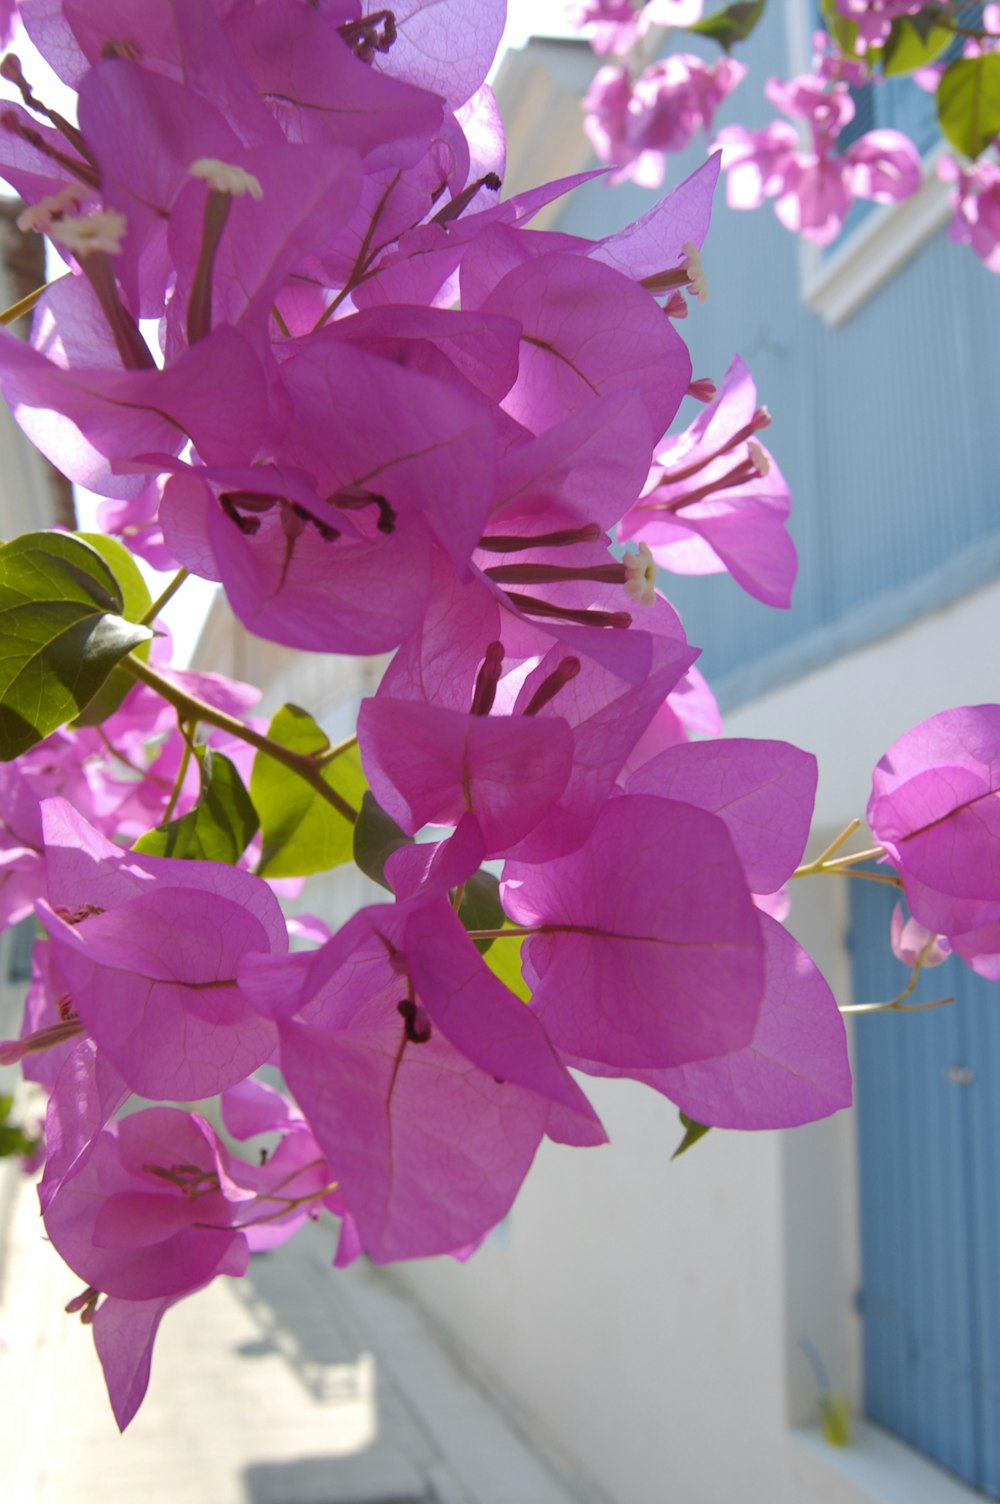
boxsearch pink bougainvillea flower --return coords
[572,913,851,1129]
[714,121,799,211]
[476,251,692,440]
[503,793,766,1069]
[37,800,285,1100]
[239,837,604,1261]
[583,56,745,190]
[0,279,275,498]
[625,737,818,895]
[45,1106,255,1428]
[942,157,1000,275]
[889,903,951,969]
[374,540,697,858]
[620,666,722,776]
[620,355,796,607]
[357,695,575,855]
[44,1107,254,1300]
[868,706,1000,936]
[588,153,721,285]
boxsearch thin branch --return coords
[121,654,358,825]
[141,568,189,626]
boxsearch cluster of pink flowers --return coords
[583,48,745,189]
[0,0,995,1434]
[569,0,1000,273]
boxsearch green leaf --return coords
[820,1392,852,1447]
[819,0,859,62]
[937,54,1000,158]
[352,791,413,890]
[250,705,367,878]
[672,1110,712,1161]
[0,1094,39,1159]
[690,0,765,52]
[483,928,532,1002]
[0,531,153,760]
[458,870,505,954]
[881,12,951,74]
[132,746,258,863]
[71,532,154,726]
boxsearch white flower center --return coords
[16,184,89,235]
[189,158,263,200]
[48,210,127,257]
[748,440,770,476]
[623,542,657,607]
[682,241,708,303]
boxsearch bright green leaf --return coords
[251,705,366,878]
[690,0,765,52]
[937,54,1000,159]
[0,1094,39,1159]
[352,791,413,890]
[672,1110,712,1161]
[71,531,154,726]
[483,929,532,1002]
[132,746,258,863]
[0,531,152,760]
[820,0,860,62]
[881,11,951,73]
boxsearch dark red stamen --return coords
[0,54,95,164]
[187,191,232,346]
[432,171,503,227]
[328,487,396,535]
[397,998,431,1044]
[484,562,627,587]
[1,108,100,188]
[338,10,397,61]
[470,640,504,717]
[522,657,581,716]
[80,254,156,370]
[505,591,631,629]
[478,523,602,554]
[647,456,762,515]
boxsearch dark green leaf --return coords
[690,0,765,52]
[250,704,367,878]
[71,532,154,726]
[0,531,152,760]
[458,870,505,954]
[672,1110,712,1161]
[882,12,951,75]
[938,54,1000,158]
[132,746,258,863]
[353,791,413,890]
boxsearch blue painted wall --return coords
[548,9,1000,709]
[851,878,1000,1494]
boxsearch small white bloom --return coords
[48,210,127,257]
[682,240,708,303]
[16,184,89,235]
[748,440,770,476]
[189,158,263,200]
[623,542,657,607]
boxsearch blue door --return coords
[852,881,1000,1495]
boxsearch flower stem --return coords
[0,277,62,326]
[465,926,539,941]
[120,655,359,825]
[141,568,190,626]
